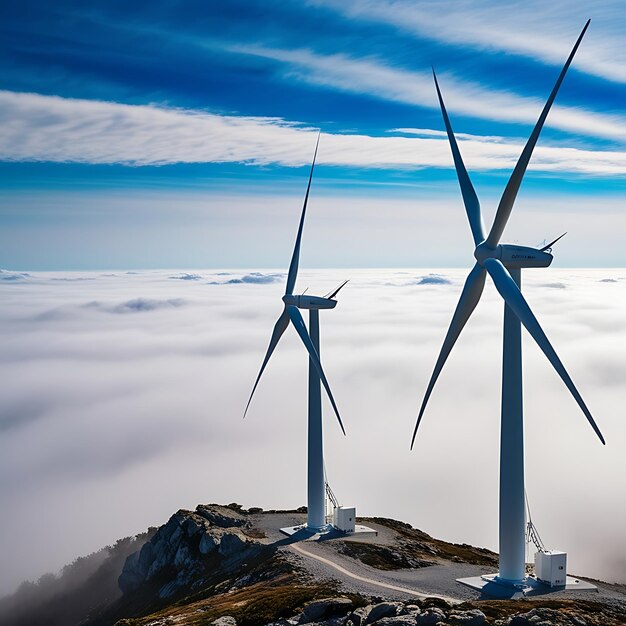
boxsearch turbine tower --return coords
[245,135,348,533]
[411,20,605,586]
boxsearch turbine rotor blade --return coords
[483,258,605,445]
[485,21,590,248]
[433,69,485,246]
[540,232,567,252]
[286,305,346,435]
[325,279,349,299]
[411,263,487,449]
[285,133,321,296]
[244,308,290,417]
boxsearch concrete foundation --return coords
[280,523,377,538]
[457,573,597,598]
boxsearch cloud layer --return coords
[0,268,624,596]
[2,90,626,174]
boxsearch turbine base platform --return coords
[280,523,377,538]
[457,573,597,598]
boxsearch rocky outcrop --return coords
[298,599,456,626]
[119,504,261,599]
[196,504,248,528]
[4,504,624,626]
[504,607,584,625]
[260,596,626,626]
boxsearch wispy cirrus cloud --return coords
[232,44,626,142]
[2,90,626,175]
[310,0,626,84]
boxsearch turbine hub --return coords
[474,242,500,266]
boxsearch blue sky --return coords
[1,0,626,268]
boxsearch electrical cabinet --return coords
[534,550,567,587]
[332,506,356,532]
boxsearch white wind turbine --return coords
[411,20,605,586]
[245,135,348,533]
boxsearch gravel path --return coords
[289,541,461,604]
[253,513,487,602]
[251,512,626,608]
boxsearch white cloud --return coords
[2,90,626,174]
[233,44,626,142]
[391,128,506,143]
[310,0,626,84]
[0,268,624,597]
[85,297,186,313]
[169,273,203,281]
[208,272,284,285]
[0,269,31,281]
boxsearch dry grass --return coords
[461,598,626,626]
[114,575,357,626]
[363,517,498,567]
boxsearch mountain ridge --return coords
[1,503,624,626]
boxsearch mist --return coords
[0,268,624,597]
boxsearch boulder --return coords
[371,617,417,626]
[448,609,486,625]
[347,606,370,626]
[181,513,212,538]
[300,597,354,623]
[414,608,447,625]
[212,617,237,626]
[365,602,406,624]
[196,504,247,528]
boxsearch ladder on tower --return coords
[525,491,546,555]
[324,465,340,524]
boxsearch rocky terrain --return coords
[0,503,624,626]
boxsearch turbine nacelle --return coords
[282,294,338,310]
[475,243,553,269]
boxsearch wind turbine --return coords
[411,20,605,586]
[245,135,348,533]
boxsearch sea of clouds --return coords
[0,267,624,596]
